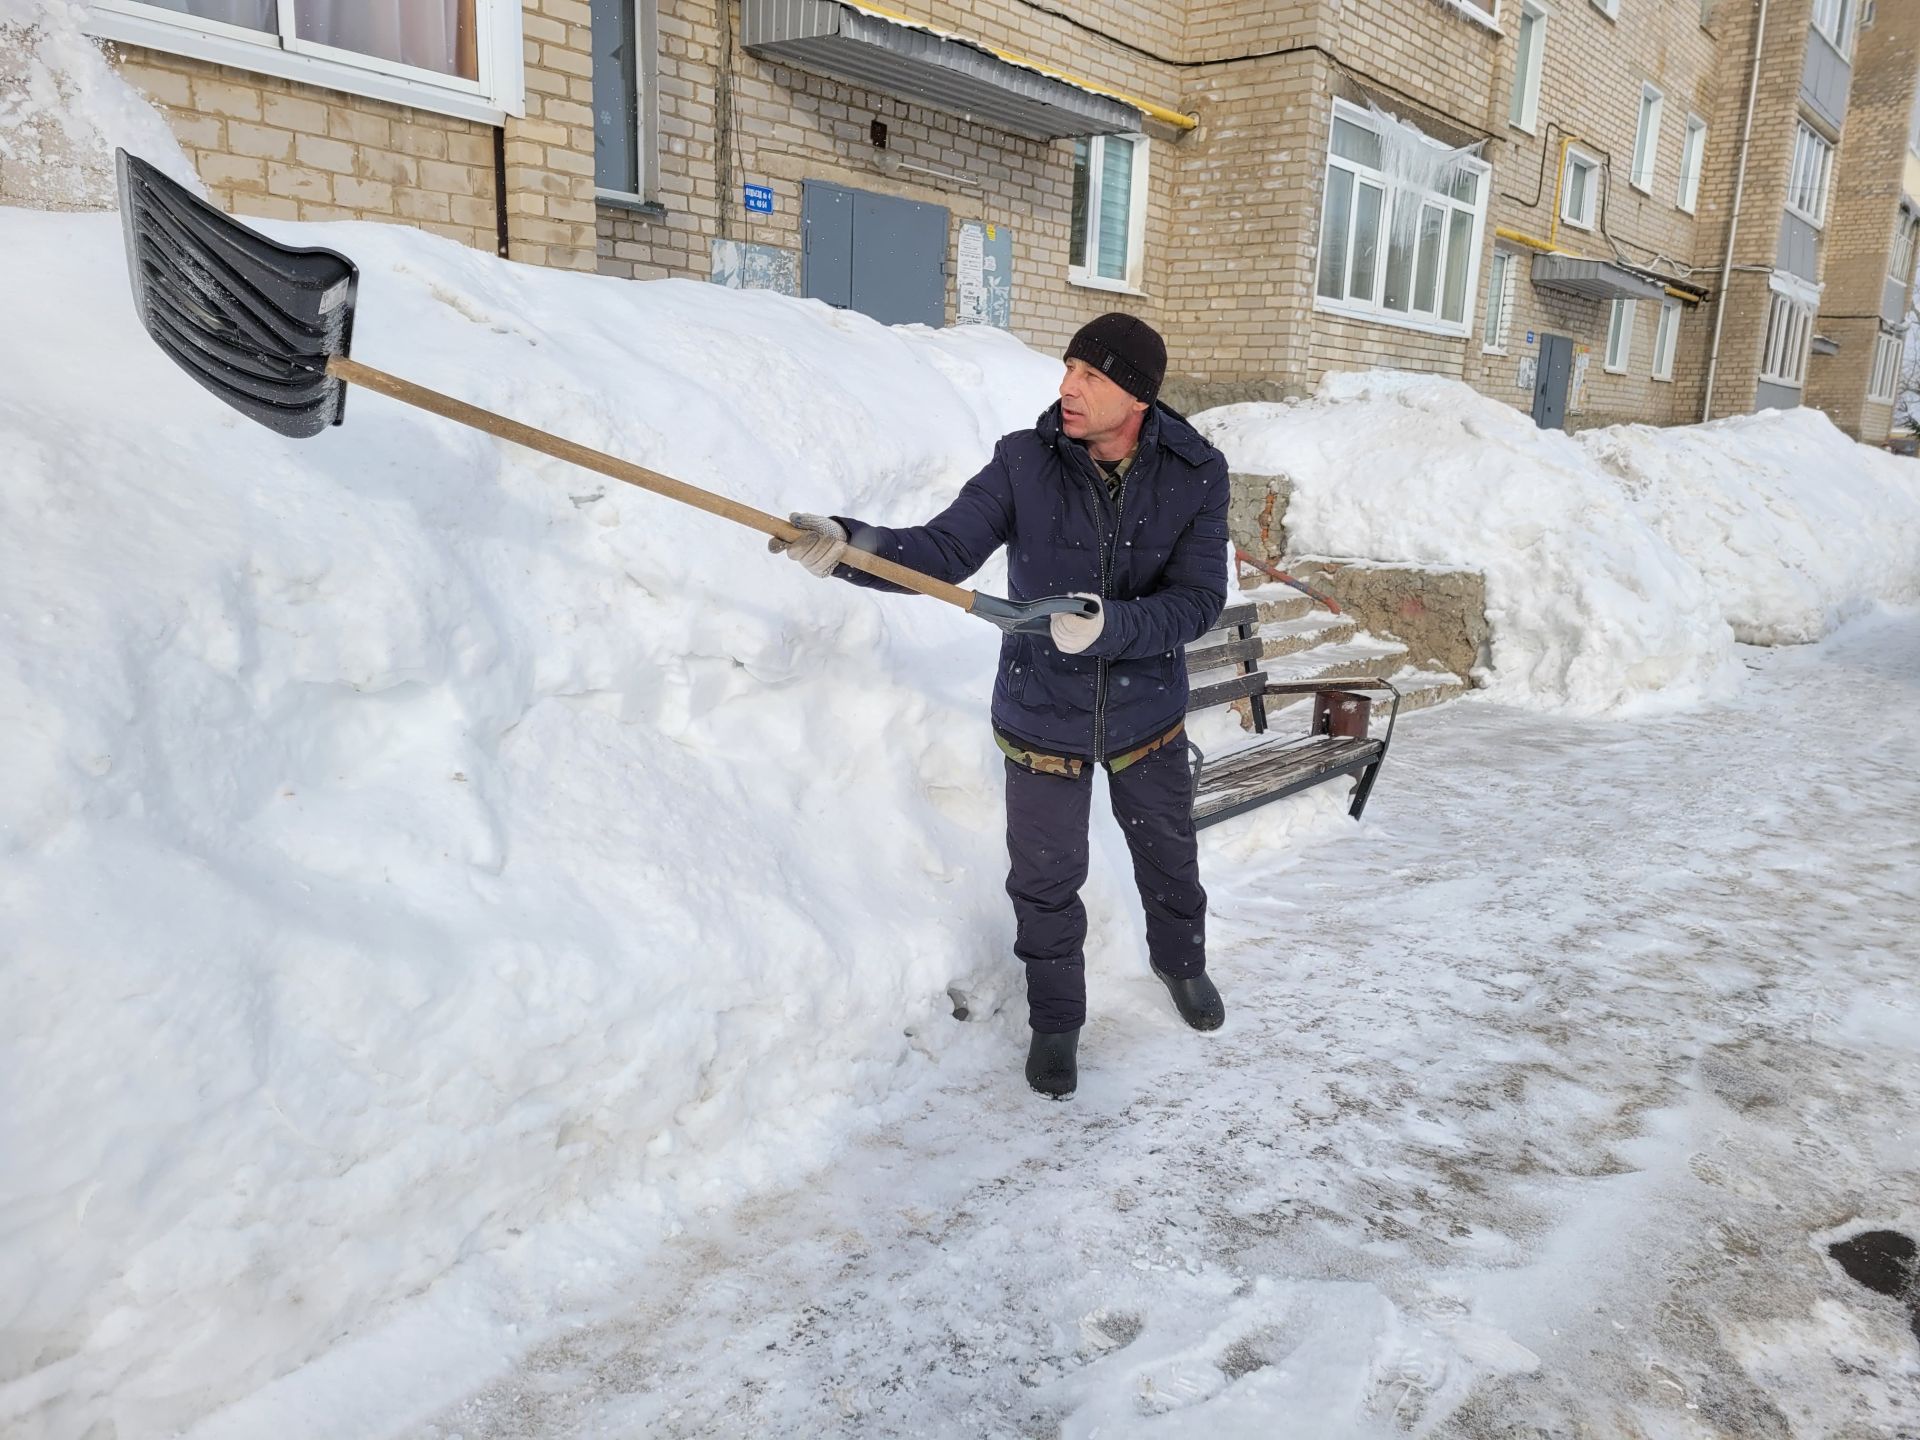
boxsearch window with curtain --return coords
[294,1,477,80]
[140,0,275,28]
[1070,134,1148,290]
[1314,101,1489,337]
[92,0,510,114]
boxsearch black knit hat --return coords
[1064,312,1166,404]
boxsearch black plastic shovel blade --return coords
[971,593,1101,634]
[116,149,358,438]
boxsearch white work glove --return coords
[1049,593,1104,654]
[767,512,848,578]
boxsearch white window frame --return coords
[1605,298,1636,373]
[1761,275,1819,387]
[1591,0,1619,17]
[1312,98,1493,339]
[1070,133,1151,294]
[1441,0,1502,31]
[1560,146,1600,231]
[1869,331,1901,402]
[593,0,658,204]
[1891,209,1918,287]
[1677,116,1707,213]
[1811,0,1857,56]
[84,0,524,124]
[1786,121,1835,228]
[1651,300,1680,381]
[1631,84,1664,194]
[1483,248,1518,352]
[1508,1,1548,135]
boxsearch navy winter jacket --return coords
[834,400,1231,762]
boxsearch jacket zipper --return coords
[1081,466,1128,764]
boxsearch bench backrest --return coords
[1185,599,1268,732]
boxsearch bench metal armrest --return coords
[1260,676,1402,756]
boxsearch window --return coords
[1787,122,1834,226]
[1677,116,1707,213]
[1891,209,1919,286]
[86,0,520,122]
[1870,332,1901,402]
[1561,146,1599,230]
[1509,2,1547,134]
[1314,100,1492,336]
[1483,249,1518,351]
[1811,0,1856,53]
[592,0,655,199]
[1071,134,1150,291]
[1651,300,1680,381]
[1591,0,1618,16]
[1631,84,1664,193]
[1761,286,1816,386]
[1605,298,1636,373]
[1443,0,1501,28]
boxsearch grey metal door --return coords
[803,180,948,327]
[1533,333,1573,430]
[801,181,854,311]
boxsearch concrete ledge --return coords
[1286,560,1491,684]
[1227,472,1293,570]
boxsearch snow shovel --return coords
[112,150,1094,636]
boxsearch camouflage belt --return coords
[996,721,1185,779]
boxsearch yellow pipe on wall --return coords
[835,0,1198,131]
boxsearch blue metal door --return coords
[801,181,854,311]
[1533,333,1573,430]
[803,180,948,327]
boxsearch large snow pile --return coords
[1,187,1095,1440]
[1579,406,1920,643]
[1197,373,1744,714]
[0,0,199,210]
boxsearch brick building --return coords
[44,0,1920,436]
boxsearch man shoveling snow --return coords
[772,314,1233,1099]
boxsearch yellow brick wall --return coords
[100,0,597,271]
[1803,0,1920,441]
[110,48,500,249]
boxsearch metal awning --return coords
[1811,334,1840,356]
[741,0,1143,139]
[1530,254,1667,304]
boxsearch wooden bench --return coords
[1184,600,1400,829]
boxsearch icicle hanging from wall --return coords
[1366,101,1484,245]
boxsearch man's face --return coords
[1058,358,1147,448]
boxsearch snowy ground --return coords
[187,610,1920,1440]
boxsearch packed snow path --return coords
[347,618,1920,1436]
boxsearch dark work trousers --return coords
[1005,737,1207,1034]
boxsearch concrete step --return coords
[1382,665,1474,715]
[1256,611,1360,658]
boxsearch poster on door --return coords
[956,220,1013,328]
[1516,354,1537,392]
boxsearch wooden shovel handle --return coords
[327,357,978,611]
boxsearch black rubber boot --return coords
[1153,966,1225,1031]
[1025,1027,1080,1099]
